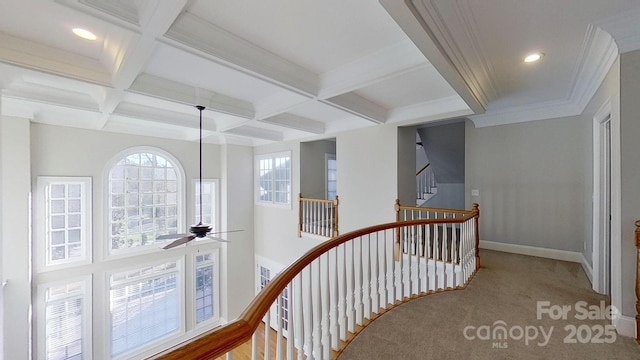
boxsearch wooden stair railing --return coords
[298,194,339,238]
[395,200,480,270]
[151,203,479,360]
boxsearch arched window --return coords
[108,148,184,252]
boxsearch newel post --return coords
[473,203,480,270]
[333,195,340,237]
[394,199,401,261]
[298,193,303,238]
[635,220,640,344]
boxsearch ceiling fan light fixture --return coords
[72,28,97,41]
[524,52,544,63]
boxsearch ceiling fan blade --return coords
[162,235,196,249]
[206,235,231,242]
[157,233,191,240]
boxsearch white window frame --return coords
[36,176,92,271]
[107,258,185,360]
[193,250,220,328]
[325,153,337,200]
[36,276,92,360]
[255,151,292,208]
[104,147,185,258]
[192,179,220,244]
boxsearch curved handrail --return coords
[152,214,478,359]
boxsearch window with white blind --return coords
[256,152,291,206]
[109,261,181,357]
[326,154,337,200]
[195,252,218,324]
[38,278,91,360]
[194,179,218,230]
[108,151,182,253]
[36,177,92,269]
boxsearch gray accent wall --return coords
[465,115,591,253]
[620,49,640,317]
[300,139,336,199]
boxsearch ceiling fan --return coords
[157,105,242,250]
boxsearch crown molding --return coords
[470,99,582,128]
[597,7,640,54]
[3,81,100,112]
[128,73,254,119]
[164,12,318,97]
[472,24,618,128]
[388,95,470,124]
[569,25,619,113]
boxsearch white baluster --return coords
[381,230,389,309]
[348,240,356,333]
[305,267,313,359]
[340,244,347,341]
[286,283,295,360]
[252,331,258,360]
[321,255,330,359]
[313,260,323,359]
[265,310,271,360]
[276,294,284,360]
[296,275,305,360]
[365,234,372,320]
[332,248,340,349]
[356,237,364,325]
[372,232,380,314]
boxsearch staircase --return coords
[416,163,437,206]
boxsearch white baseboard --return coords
[479,240,582,263]
[614,315,636,338]
[580,253,593,284]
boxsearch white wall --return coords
[338,124,399,232]
[397,126,416,206]
[1,116,31,360]
[221,144,255,320]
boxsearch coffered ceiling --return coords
[1,0,639,144]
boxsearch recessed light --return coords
[72,28,97,41]
[524,52,544,63]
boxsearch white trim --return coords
[614,315,636,338]
[592,99,612,295]
[479,240,582,263]
[103,146,186,259]
[254,151,293,208]
[580,253,593,284]
[35,176,93,272]
[36,275,93,360]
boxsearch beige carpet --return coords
[339,250,640,360]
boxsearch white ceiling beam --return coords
[379,0,487,114]
[323,93,387,124]
[129,73,254,119]
[164,12,319,97]
[112,102,216,131]
[259,113,325,135]
[0,33,112,85]
[318,40,430,99]
[223,125,283,142]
